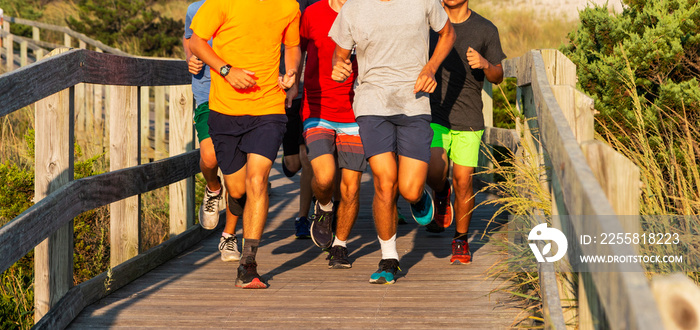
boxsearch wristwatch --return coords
[220,64,232,77]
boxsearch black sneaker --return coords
[235,262,268,289]
[294,216,311,239]
[327,245,352,269]
[310,203,334,249]
[369,259,400,284]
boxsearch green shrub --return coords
[561,0,700,130]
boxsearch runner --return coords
[189,0,301,289]
[298,0,362,269]
[183,0,241,262]
[425,0,506,264]
[329,0,455,284]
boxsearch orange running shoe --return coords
[450,239,471,264]
[428,182,453,233]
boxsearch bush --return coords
[66,0,183,56]
[561,0,700,130]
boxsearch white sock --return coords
[332,237,347,248]
[319,200,333,212]
[222,232,232,239]
[379,234,399,260]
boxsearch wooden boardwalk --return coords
[68,153,521,329]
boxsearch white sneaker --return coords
[199,186,222,229]
[219,236,241,262]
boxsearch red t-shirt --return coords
[300,0,357,123]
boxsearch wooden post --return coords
[109,85,141,266]
[169,85,195,234]
[20,40,27,67]
[140,86,152,161]
[651,273,700,329]
[33,48,74,323]
[32,26,39,42]
[476,81,495,183]
[551,86,594,144]
[5,26,12,71]
[94,49,105,152]
[154,86,166,160]
[63,33,71,48]
[75,40,87,135]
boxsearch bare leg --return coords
[200,138,222,191]
[368,152,398,240]
[397,155,429,204]
[299,145,313,218]
[452,163,475,234]
[310,153,336,206]
[427,147,449,193]
[335,168,362,241]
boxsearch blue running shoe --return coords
[409,189,434,226]
[369,259,400,284]
[295,217,311,239]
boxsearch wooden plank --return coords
[0,150,200,275]
[483,126,519,152]
[528,50,663,329]
[109,85,141,266]
[20,40,27,67]
[140,86,151,161]
[0,49,190,117]
[154,86,166,160]
[168,85,194,234]
[551,85,594,144]
[541,49,578,87]
[64,32,71,48]
[477,81,494,183]
[33,47,75,323]
[34,221,219,330]
[32,26,39,42]
[5,28,12,71]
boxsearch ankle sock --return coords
[454,231,468,241]
[379,234,399,260]
[332,237,347,248]
[207,186,221,195]
[240,238,259,265]
[319,200,333,212]
[222,232,233,239]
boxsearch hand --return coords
[285,83,298,108]
[466,47,490,70]
[188,55,204,75]
[278,70,296,90]
[413,66,437,94]
[331,58,353,83]
[225,68,257,89]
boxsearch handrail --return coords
[0,48,189,116]
[4,16,129,55]
[502,50,664,329]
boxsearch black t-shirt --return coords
[429,11,506,131]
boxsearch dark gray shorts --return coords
[355,114,433,163]
[208,111,287,175]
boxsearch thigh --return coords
[303,118,337,162]
[356,115,396,160]
[335,122,367,172]
[240,114,287,164]
[395,115,433,163]
[449,130,483,168]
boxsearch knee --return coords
[402,189,423,204]
[245,175,268,196]
[200,147,218,170]
[341,181,360,201]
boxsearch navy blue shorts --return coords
[355,114,433,163]
[207,111,287,175]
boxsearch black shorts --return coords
[355,114,433,163]
[207,111,287,175]
[282,98,304,156]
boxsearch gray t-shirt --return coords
[329,0,448,118]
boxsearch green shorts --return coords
[194,102,211,143]
[430,123,484,167]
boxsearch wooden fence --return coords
[0,48,199,328]
[0,16,172,160]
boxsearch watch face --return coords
[221,65,231,77]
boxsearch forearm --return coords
[425,22,456,74]
[484,63,504,84]
[293,51,306,91]
[284,45,302,78]
[190,34,227,74]
[183,36,191,60]
[332,46,351,67]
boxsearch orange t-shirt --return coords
[190,0,300,116]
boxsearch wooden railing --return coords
[0,47,205,329]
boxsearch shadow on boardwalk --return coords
[69,151,522,329]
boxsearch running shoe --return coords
[218,235,241,262]
[369,259,400,284]
[409,189,434,226]
[310,203,335,249]
[427,183,453,233]
[295,216,311,239]
[450,239,472,264]
[235,262,268,289]
[199,179,222,230]
[327,245,352,269]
